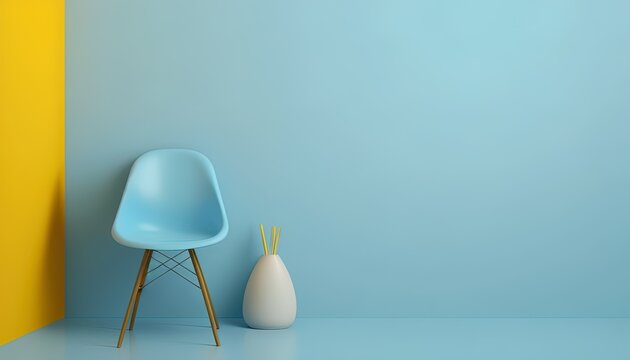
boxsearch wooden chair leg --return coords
[129,250,153,330]
[198,254,219,329]
[117,250,152,348]
[208,291,219,329]
[189,249,221,346]
[189,250,219,330]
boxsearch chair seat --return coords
[111,149,229,251]
[113,225,225,250]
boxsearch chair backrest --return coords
[113,149,228,237]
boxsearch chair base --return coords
[116,249,220,348]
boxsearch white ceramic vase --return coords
[243,255,296,329]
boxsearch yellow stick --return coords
[259,224,268,255]
[274,227,281,254]
[271,226,277,255]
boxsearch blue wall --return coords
[66,0,630,317]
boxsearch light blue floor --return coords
[2,318,630,360]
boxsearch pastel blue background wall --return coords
[66,0,630,317]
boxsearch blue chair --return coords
[112,149,228,347]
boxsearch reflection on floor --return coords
[2,317,630,360]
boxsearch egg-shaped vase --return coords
[243,255,296,329]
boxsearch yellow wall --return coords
[0,0,65,345]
